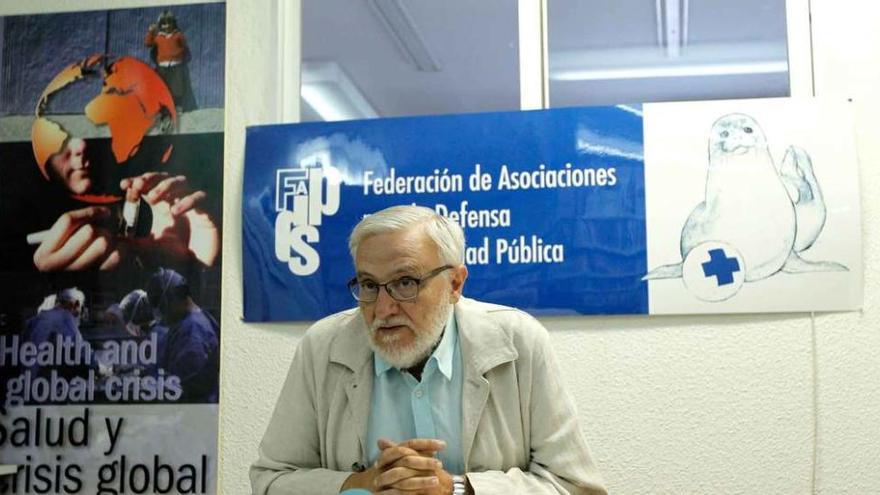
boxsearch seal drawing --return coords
[643,113,847,301]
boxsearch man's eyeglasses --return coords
[347,265,454,302]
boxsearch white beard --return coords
[366,292,452,369]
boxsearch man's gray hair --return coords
[349,205,465,265]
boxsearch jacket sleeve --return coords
[467,318,607,495]
[249,334,352,495]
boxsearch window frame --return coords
[286,0,813,122]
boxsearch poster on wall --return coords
[643,99,861,314]
[241,98,862,322]
[0,4,224,494]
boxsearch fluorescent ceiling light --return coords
[551,61,788,81]
[368,0,441,72]
[301,85,352,122]
[553,42,787,69]
[301,62,378,121]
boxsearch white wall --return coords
[218,2,306,494]
[2,0,878,493]
[805,2,880,493]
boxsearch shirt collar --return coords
[431,311,457,381]
[374,308,457,381]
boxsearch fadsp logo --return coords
[274,157,341,276]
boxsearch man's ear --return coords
[449,265,468,303]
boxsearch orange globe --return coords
[31,54,177,203]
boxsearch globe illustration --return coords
[31,54,177,203]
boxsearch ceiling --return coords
[301,0,789,121]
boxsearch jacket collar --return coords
[455,297,518,375]
[454,297,518,468]
[329,309,373,372]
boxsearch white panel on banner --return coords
[644,98,862,313]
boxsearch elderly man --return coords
[251,205,606,494]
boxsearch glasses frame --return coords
[347,265,454,302]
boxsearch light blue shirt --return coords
[366,314,464,475]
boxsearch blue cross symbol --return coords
[701,248,741,286]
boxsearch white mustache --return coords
[370,316,413,332]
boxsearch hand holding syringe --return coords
[28,172,219,271]
[26,183,145,246]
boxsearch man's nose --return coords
[68,139,88,169]
[373,287,399,319]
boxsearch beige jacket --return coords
[250,297,607,494]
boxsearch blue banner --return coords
[243,106,647,321]
[244,99,862,321]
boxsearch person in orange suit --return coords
[145,10,197,112]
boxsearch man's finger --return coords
[170,190,206,216]
[38,206,110,253]
[126,172,170,196]
[397,438,447,455]
[379,437,447,455]
[145,175,187,204]
[98,246,123,270]
[375,466,434,489]
[376,446,420,470]
[66,230,114,271]
[120,172,162,191]
[377,438,397,450]
[61,206,112,223]
[36,222,99,272]
[389,474,440,491]
[390,455,442,472]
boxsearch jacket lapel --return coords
[330,311,374,465]
[455,298,518,469]
[343,358,373,464]
[461,366,490,470]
